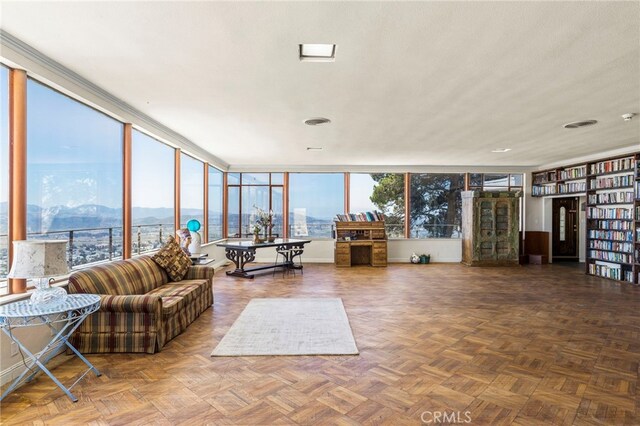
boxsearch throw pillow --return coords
[152,236,192,281]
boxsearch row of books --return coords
[558,167,586,181]
[587,207,632,220]
[587,230,633,241]
[588,263,632,282]
[587,191,634,204]
[636,206,640,220]
[588,250,632,264]
[589,174,634,189]
[590,219,633,230]
[588,240,633,253]
[531,186,556,196]
[589,157,635,175]
[335,211,385,222]
[636,182,640,196]
[532,171,557,184]
[558,182,586,193]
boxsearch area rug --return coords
[211,298,359,356]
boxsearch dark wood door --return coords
[552,197,578,261]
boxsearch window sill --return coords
[0,281,69,306]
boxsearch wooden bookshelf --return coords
[334,221,387,267]
[635,153,640,284]
[531,164,586,197]
[585,154,636,283]
[531,151,639,285]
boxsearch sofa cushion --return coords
[147,282,204,317]
[151,236,192,281]
[68,255,168,295]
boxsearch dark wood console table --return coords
[216,238,311,279]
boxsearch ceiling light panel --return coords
[299,44,336,62]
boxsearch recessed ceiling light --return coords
[304,117,331,126]
[491,148,511,153]
[563,120,597,129]
[306,147,323,151]
[299,44,336,62]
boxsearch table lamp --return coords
[8,240,69,306]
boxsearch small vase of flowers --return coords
[254,207,275,242]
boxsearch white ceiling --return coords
[1,1,639,168]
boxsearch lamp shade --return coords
[7,240,69,279]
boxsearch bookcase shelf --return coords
[531,164,586,197]
[532,152,639,284]
[585,154,637,284]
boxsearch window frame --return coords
[226,172,284,238]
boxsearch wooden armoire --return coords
[461,190,521,266]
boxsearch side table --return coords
[0,294,101,402]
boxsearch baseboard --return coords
[389,258,461,263]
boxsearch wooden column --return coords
[122,124,132,259]
[404,173,411,239]
[344,172,350,214]
[203,162,209,243]
[174,149,181,233]
[8,69,27,294]
[222,172,228,239]
[283,172,289,238]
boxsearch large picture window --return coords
[208,166,223,241]
[409,173,464,238]
[349,173,405,238]
[180,153,204,229]
[0,67,9,282]
[226,173,284,238]
[289,173,344,238]
[469,173,523,192]
[131,130,175,254]
[26,79,123,267]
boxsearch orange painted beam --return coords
[203,162,209,243]
[122,124,132,259]
[8,69,27,294]
[174,150,181,234]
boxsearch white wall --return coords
[217,239,463,264]
[524,193,587,263]
[0,317,64,387]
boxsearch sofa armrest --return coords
[99,294,161,314]
[184,265,214,281]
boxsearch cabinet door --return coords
[495,201,512,260]
[477,199,497,260]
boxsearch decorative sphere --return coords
[187,219,201,232]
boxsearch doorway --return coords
[552,197,579,261]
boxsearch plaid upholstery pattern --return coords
[68,256,168,295]
[69,255,213,354]
[151,236,192,281]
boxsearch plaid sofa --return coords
[68,255,213,354]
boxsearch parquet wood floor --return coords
[1,263,639,425]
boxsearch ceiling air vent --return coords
[304,118,331,126]
[563,120,597,129]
